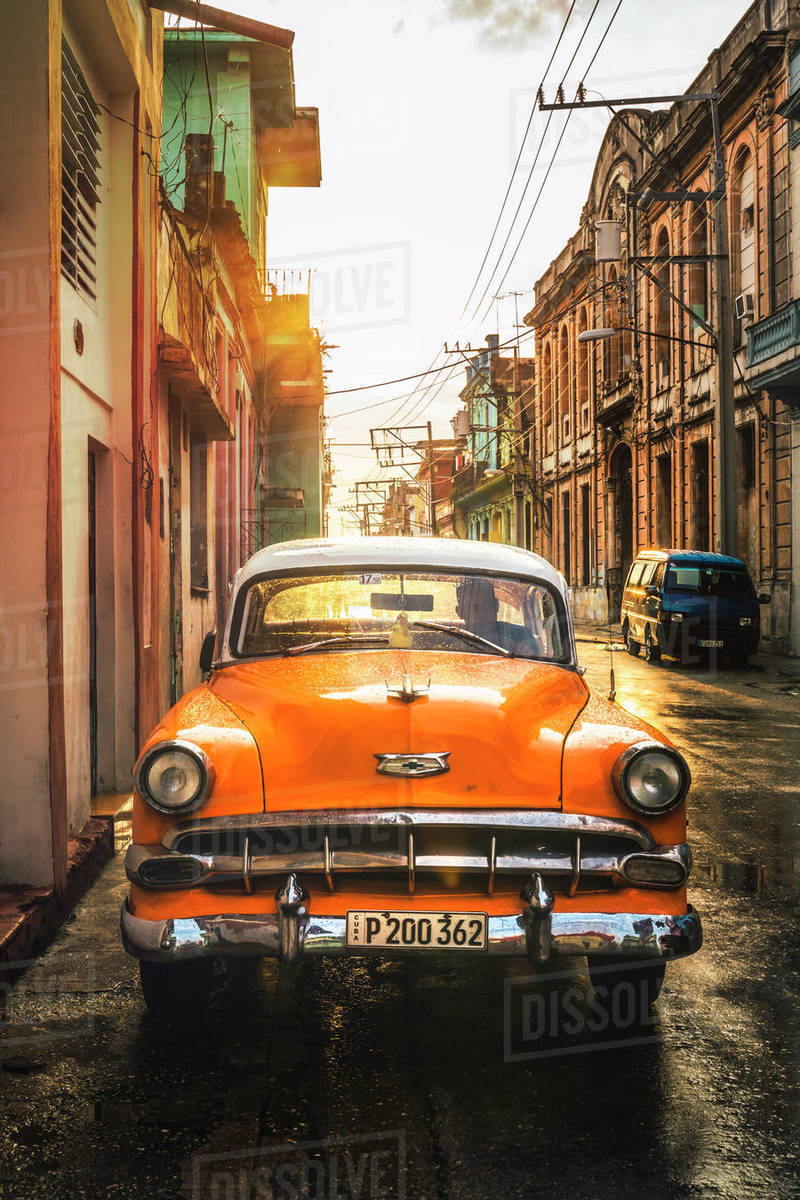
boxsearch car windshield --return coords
[234,571,570,662]
[666,565,753,596]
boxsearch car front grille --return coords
[132,809,687,895]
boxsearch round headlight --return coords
[612,742,690,815]
[134,741,213,814]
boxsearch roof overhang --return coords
[152,2,294,50]
[258,107,322,187]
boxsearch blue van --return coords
[620,550,769,668]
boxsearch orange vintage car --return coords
[121,537,701,1021]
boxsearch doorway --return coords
[88,449,98,794]
[169,401,184,705]
[607,443,633,622]
[691,440,710,550]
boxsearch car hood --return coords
[210,650,588,812]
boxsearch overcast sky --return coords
[233,0,752,531]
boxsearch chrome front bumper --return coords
[121,896,702,967]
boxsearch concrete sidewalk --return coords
[0,797,131,967]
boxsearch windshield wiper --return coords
[410,620,511,657]
[284,634,391,657]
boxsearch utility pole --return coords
[426,420,438,535]
[511,347,526,548]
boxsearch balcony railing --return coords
[746,299,800,369]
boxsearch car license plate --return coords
[346,910,488,950]
[697,638,723,648]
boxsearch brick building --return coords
[524,0,798,652]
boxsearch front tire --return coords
[643,631,661,664]
[587,958,666,1024]
[625,627,641,657]
[139,958,215,1024]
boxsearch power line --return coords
[326,327,535,397]
[468,0,605,322]
[475,0,626,320]
[458,0,581,320]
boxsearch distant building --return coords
[448,335,536,545]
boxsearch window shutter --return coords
[61,38,100,301]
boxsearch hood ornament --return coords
[385,668,430,703]
[374,752,450,778]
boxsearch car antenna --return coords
[606,607,616,701]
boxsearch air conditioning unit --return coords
[735,293,755,322]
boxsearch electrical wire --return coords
[467,0,606,323]
[326,327,536,396]
[474,0,626,322]
[458,0,581,319]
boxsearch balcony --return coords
[263,288,325,407]
[747,300,800,368]
[157,205,234,442]
[595,371,635,427]
[258,108,322,189]
[746,299,800,394]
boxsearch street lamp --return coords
[577,328,616,342]
[579,326,712,351]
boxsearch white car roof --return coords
[234,536,567,595]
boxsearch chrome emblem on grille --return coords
[374,752,451,778]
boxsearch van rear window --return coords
[666,566,752,595]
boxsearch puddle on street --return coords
[694,854,800,895]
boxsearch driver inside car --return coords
[455,577,543,657]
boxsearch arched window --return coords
[730,147,755,336]
[558,325,570,442]
[577,307,590,431]
[603,267,620,384]
[654,227,671,383]
[542,341,553,452]
[688,200,709,328]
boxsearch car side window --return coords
[626,561,644,589]
[651,563,665,590]
[639,562,657,587]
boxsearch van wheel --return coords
[643,632,661,664]
[139,958,215,1024]
[625,628,641,657]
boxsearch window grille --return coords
[61,38,100,300]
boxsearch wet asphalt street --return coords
[1,641,799,1200]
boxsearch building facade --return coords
[449,336,536,546]
[525,0,799,652]
[153,26,323,717]
[0,3,326,916]
[0,0,162,894]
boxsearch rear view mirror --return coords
[758,593,771,605]
[199,629,217,674]
[370,592,434,612]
